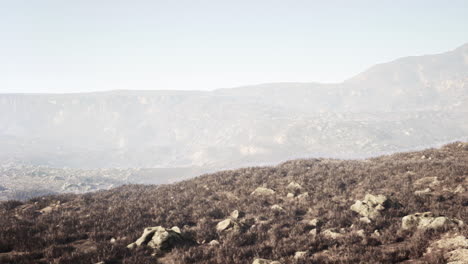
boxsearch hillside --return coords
[1,142,467,263]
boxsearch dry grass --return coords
[0,142,467,263]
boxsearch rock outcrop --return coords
[127,226,184,253]
[350,194,388,220]
[426,233,468,264]
[402,212,464,230]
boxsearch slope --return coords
[0,142,467,263]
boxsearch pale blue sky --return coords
[1,0,467,93]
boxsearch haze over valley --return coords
[0,43,467,200]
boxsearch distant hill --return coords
[0,142,467,263]
[0,43,467,195]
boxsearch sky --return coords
[1,0,468,93]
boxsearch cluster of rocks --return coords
[350,193,388,221]
[286,182,309,200]
[216,209,247,232]
[127,226,186,255]
[402,212,464,231]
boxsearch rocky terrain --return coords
[0,142,466,263]
[0,164,204,201]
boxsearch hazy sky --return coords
[1,0,468,93]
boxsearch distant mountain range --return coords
[0,43,467,174]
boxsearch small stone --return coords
[208,240,220,246]
[271,204,284,212]
[355,229,366,238]
[294,251,307,259]
[309,228,317,237]
[287,182,302,191]
[414,188,432,195]
[306,218,319,227]
[453,185,465,194]
[252,258,281,264]
[322,228,344,240]
[360,217,372,224]
[251,187,275,196]
[230,210,244,219]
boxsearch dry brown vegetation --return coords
[0,142,467,263]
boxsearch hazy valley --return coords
[1,43,467,199]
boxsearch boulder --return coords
[286,193,295,198]
[216,219,234,231]
[402,212,464,230]
[350,194,388,220]
[127,226,184,252]
[251,187,275,196]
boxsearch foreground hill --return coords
[1,142,467,263]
